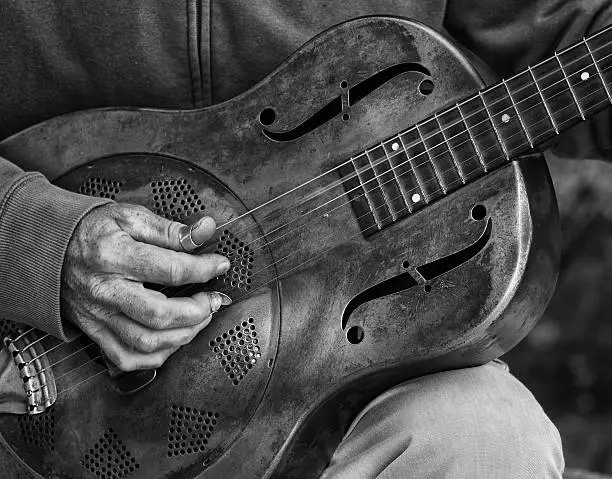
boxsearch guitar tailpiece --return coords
[4,334,57,415]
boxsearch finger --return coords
[106,280,231,329]
[79,321,180,372]
[105,311,213,354]
[178,220,215,253]
[118,206,217,252]
[121,241,229,285]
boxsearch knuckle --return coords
[146,303,171,329]
[165,221,181,241]
[122,203,147,218]
[168,260,187,285]
[132,204,150,216]
[135,333,159,354]
[87,277,112,301]
[85,240,106,267]
[115,204,149,229]
[106,350,135,372]
[89,236,126,270]
[116,359,134,372]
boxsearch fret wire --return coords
[477,92,509,159]
[433,112,465,184]
[365,148,397,221]
[555,52,585,120]
[456,104,488,172]
[471,25,612,106]
[584,37,612,104]
[230,80,607,276]
[265,37,612,230]
[308,38,612,231]
[398,132,428,203]
[502,78,534,148]
[382,140,412,209]
[527,65,560,134]
[350,156,381,229]
[193,36,612,261]
[415,123,446,194]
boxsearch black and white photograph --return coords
[0,1,611,478]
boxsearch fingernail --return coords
[216,260,230,275]
[194,216,215,231]
[211,292,232,313]
[218,292,232,306]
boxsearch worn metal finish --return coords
[4,332,57,415]
[0,17,559,479]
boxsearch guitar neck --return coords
[344,24,612,233]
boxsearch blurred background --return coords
[503,154,612,476]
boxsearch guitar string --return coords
[13,44,584,364]
[17,35,612,353]
[168,42,610,274]
[161,61,612,282]
[18,45,612,376]
[171,84,610,300]
[19,341,96,380]
[14,39,610,362]
[14,37,612,395]
[56,368,108,397]
[11,41,578,361]
[54,354,101,382]
[25,353,104,397]
[200,33,612,247]
[23,336,78,363]
[219,95,612,295]
[25,353,104,399]
[167,77,608,308]
[53,92,606,398]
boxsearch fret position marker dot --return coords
[411,193,421,203]
[501,113,511,123]
[581,71,590,81]
[391,142,400,151]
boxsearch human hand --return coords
[61,203,230,371]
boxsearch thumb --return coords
[122,207,217,252]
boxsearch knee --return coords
[347,363,565,478]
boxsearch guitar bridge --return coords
[4,330,57,414]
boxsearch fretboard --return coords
[342,23,612,236]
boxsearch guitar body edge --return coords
[0,17,559,479]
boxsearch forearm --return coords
[0,157,110,340]
[444,0,612,160]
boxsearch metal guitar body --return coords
[0,17,559,479]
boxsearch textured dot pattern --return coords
[0,319,19,341]
[209,318,260,386]
[151,179,205,221]
[81,428,139,479]
[79,177,123,200]
[18,409,54,451]
[215,230,254,291]
[167,404,219,457]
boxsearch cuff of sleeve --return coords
[0,173,111,341]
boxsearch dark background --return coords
[504,154,612,475]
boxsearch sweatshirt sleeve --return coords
[444,0,612,160]
[0,157,111,341]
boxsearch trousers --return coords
[320,361,565,478]
[0,362,564,478]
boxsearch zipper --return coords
[188,0,211,107]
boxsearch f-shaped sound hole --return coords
[341,219,492,330]
[262,62,431,142]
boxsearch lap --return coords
[320,362,564,479]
